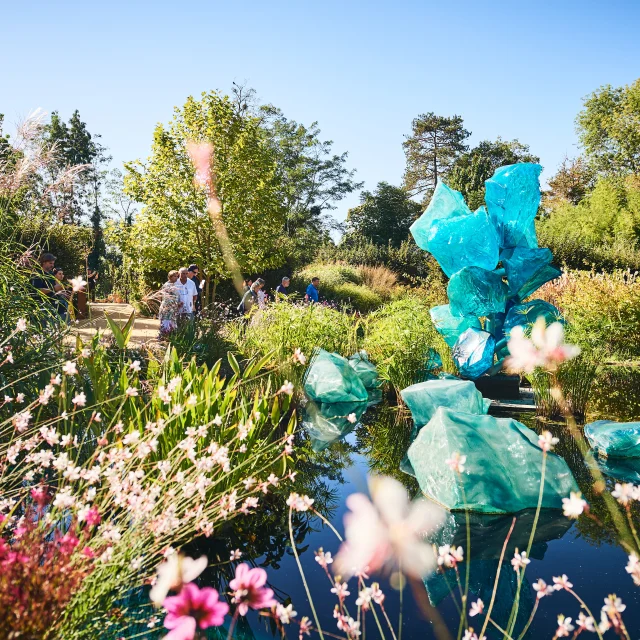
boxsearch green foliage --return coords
[345,182,421,247]
[447,138,539,210]
[123,91,287,303]
[577,78,640,176]
[545,156,594,206]
[402,112,470,201]
[590,366,640,421]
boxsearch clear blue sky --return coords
[3,0,639,221]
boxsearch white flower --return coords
[229,549,242,561]
[315,549,333,568]
[532,579,553,599]
[15,318,27,332]
[538,430,559,452]
[445,451,466,473]
[72,392,87,407]
[292,348,307,365]
[70,276,87,292]
[462,629,486,640]
[279,381,295,396]
[331,582,350,599]
[80,348,91,358]
[437,544,464,568]
[562,492,588,518]
[577,612,595,631]
[469,599,484,617]
[553,574,573,591]
[62,361,78,376]
[612,482,635,506]
[334,475,444,579]
[186,394,198,407]
[626,553,640,586]
[212,414,222,426]
[556,615,574,637]
[149,554,208,605]
[125,387,138,398]
[347,413,357,424]
[275,603,296,624]
[129,360,141,372]
[13,410,32,433]
[511,550,530,571]
[602,594,626,615]
[286,492,314,512]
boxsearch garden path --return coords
[68,303,159,347]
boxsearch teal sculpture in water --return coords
[303,349,369,404]
[585,420,640,459]
[410,162,563,380]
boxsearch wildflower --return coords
[91,411,101,423]
[555,616,574,638]
[532,579,553,599]
[299,616,312,636]
[275,603,297,624]
[279,381,295,396]
[163,582,229,637]
[602,594,626,615]
[150,554,208,606]
[612,482,635,506]
[463,629,486,640]
[315,549,333,568]
[334,475,443,579]
[229,563,276,615]
[13,410,32,433]
[125,387,138,398]
[538,430,559,452]
[292,348,307,365]
[70,276,87,292]
[267,473,279,486]
[72,392,87,407]
[445,451,466,473]
[129,360,141,372]
[356,587,373,610]
[562,492,588,518]
[371,583,385,604]
[506,318,580,374]
[553,574,573,591]
[62,361,78,376]
[626,553,640,586]
[287,492,314,512]
[16,318,27,332]
[15,393,25,403]
[80,348,91,358]
[598,611,611,633]
[212,414,222,426]
[331,581,350,600]
[347,413,357,424]
[186,394,197,407]
[469,599,484,617]
[511,550,530,571]
[577,612,595,631]
[437,544,464,568]
[230,549,242,561]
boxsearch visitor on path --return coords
[257,279,268,308]
[242,278,253,293]
[52,268,70,324]
[30,252,70,320]
[305,277,320,303]
[238,278,263,315]
[87,269,99,302]
[177,267,198,322]
[187,264,202,314]
[275,277,290,299]
[159,270,181,336]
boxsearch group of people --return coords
[158,265,203,334]
[237,275,320,314]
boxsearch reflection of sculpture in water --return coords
[425,509,573,637]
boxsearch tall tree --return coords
[345,182,422,247]
[124,91,286,303]
[447,138,539,210]
[577,78,640,176]
[546,156,593,206]
[402,113,470,200]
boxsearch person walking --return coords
[187,264,202,314]
[176,267,198,323]
[275,276,290,299]
[158,270,181,336]
[238,278,263,315]
[305,277,320,304]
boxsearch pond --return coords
[130,367,640,639]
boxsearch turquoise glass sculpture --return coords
[303,400,368,452]
[502,247,562,301]
[452,328,496,380]
[407,407,578,513]
[303,349,369,403]
[448,267,508,318]
[585,420,640,458]
[502,300,563,337]
[348,350,380,389]
[430,305,482,348]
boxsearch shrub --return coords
[358,264,398,298]
[537,269,640,358]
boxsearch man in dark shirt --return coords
[30,253,69,319]
[275,276,290,299]
[188,264,202,314]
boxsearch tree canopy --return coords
[345,182,422,247]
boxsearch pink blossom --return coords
[70,276,87,292]
[445,451,466,473]
[163,583,228,639]
[469,599,484,617]
[538,431,559,452]
[229,563,276,616]
[84,507,101,527]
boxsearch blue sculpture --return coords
[409,162,562,380]
[585,420,640,459]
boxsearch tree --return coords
[402,113,470,201]
[345,182,422,247]
[577,78,640,176]
[447,138,539,210]
[124,91,287,303]
[546,156,593,206]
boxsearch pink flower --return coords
[229,563,276,616]
[445,451,466,473]
[84,507,101,527]
[163,583,228,639]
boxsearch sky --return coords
[2,0,640,222]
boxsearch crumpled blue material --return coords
[348,350,380,389]
[407,407,579,513]
[452,328,496,379]
[448,267,508,318]
[502,247,562,301]
[502,300,563,337]
[410,182,500,277]
[485,163,543,249]
[303,349,369,403]
[430,305,482,348]
[303,400,368,452]
[585,420,640,458]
